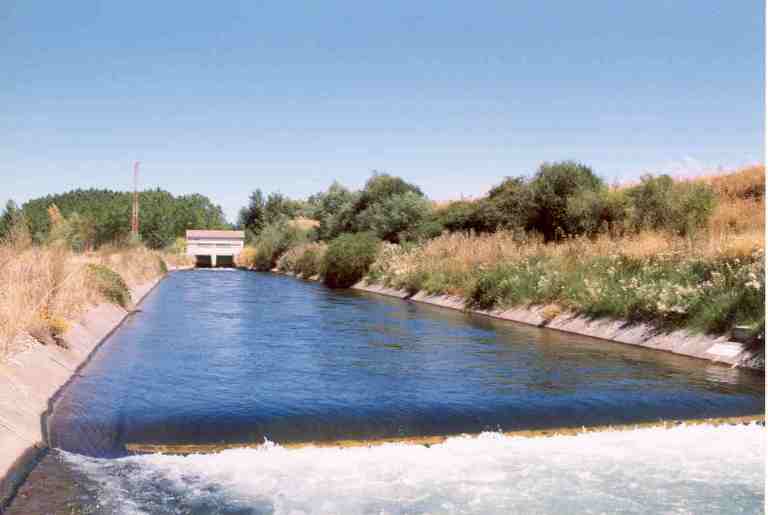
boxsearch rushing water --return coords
[21,270,766,513]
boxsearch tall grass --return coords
[0,242,170,360]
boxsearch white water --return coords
[63,424,765,515]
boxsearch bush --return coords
[322,232,381,288]
[398,219,445,243]
[355,191,432,243]
[86,263,131,307]
[564,188,629,236]
[487,176,536,230]
[276,242,326,278]
[250,221,308,271]
[530,161,605,240]
[438,200,504,233]
[295,243,327,278]
[627,175,717,236]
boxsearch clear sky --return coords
[1,1,764,222]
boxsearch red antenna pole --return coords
[131,161,140,238]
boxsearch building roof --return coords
[186,229,245,239]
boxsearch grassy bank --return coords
[241,165,764,342]
[0,240,190,360]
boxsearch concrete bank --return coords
[352,282,764,370]
[0,273,168,508]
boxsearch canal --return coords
[10,270,765,513]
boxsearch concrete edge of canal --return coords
[350,281,765,371]
[0,269,178,510]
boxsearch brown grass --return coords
[0,242,171,360]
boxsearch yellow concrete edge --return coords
[126,414,765,455]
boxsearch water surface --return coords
[48,270,764,457]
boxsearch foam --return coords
[63,423,765,514]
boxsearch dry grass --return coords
[289,217,320,231]
[0,242,170,360]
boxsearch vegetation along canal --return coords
[13,270,765,513]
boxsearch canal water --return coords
[14,270,766,513]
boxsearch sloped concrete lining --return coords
[353,282,764,370]
[0,274,166,508]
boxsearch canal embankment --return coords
[0,271,170,507]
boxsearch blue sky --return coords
[1,1,763,222]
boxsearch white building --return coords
[186,229,245,267]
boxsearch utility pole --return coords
[131,161,140,239]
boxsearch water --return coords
[27,270,766,512]
[59,423,765,514]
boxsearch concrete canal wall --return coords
[0,274,168,508]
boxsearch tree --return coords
[308,182,358,240]
[355,191,432,243]
[19,188,228,249]
[237,189,266,237]
[0,200,20,239]
[529,161,604,240]
[487,176,536,230]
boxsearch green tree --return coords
[0,200,20,239]
[238,189,266,238]
[355,191,432,243]
[487,176,536,230]
[530,161,604,240]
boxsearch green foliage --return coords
[0,200,21,239]
[238,190,306,239]
[487,176,536,230]
[626,175,717,236]
[355,191,432,243]
[530,161,605,240]
[438,200,504,233]
[238,190,266,238]
[48,210,97,252]
[86,263,131,307]
[305,173,427,242]
[322,232,381,288]
[251,221,308,271]
[356,172,423,212]
[294,246,324,278]
[307,182,358,240]
[463,253,765,335]
[398,219,445,243]
[20,188,227,249]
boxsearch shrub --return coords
[250,221,308,271]
[276,242,326,278]
[487,176,536,230]
[438,200,504,233]
[356,172,423,212]
[627,175,717,236]
[355,191,432,243]
[307,182,358,240]
[322,232,381,288]
[398,219,445,243]
[295,243,327,278]
[564,188,629,236]
[530,161,605,240]
[86,263,131,307]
